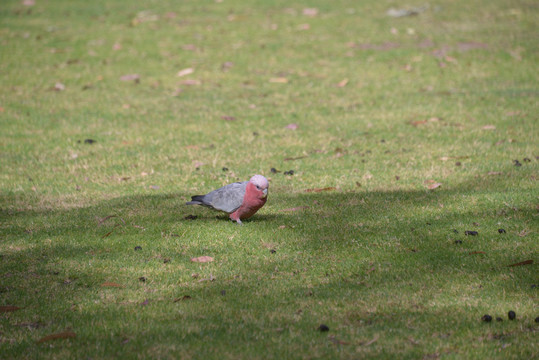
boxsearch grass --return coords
[0,0,538,358]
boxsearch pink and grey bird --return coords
[186,175,269,224]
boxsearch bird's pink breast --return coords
[229,182,267,221]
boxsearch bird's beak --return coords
[262,188,268,198]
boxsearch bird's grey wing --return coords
[205,181,247,213]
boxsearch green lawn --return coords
[1,0,537,358]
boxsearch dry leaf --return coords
[0,305,21,313]
[517,229,529,237]
[302,8,319,16]
[304,187,336,193]
[269,77,288,83]
[191,256,214,263]
[23,0,35,6]
[173,295,192,302]
[329,335,349,345]
[221,62,234,71]
[507,259,533,267]
[101,223,122,239]
[14,321,44,329]
[482,125,496,130]
[487,171,503,176]
[37,331,76,343]
[97,215,118,225]
[53,82,65,91]
[177,68,194,77]
[180,79,201,85]
[337,78,349,87]
[221,115,236,121]
[285,123,298,130]
[284,155,306,161]
[198,274,216,282]
[101,282,123,288]
[427,182,442,190]
[363,334,379,346]
[410,120,428,127]
[182,44,197,51]
[120,74,140,82]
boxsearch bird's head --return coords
[249,174,269,198]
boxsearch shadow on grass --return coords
[1,175,536,284]
[0,176,536,357]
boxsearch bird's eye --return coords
[256,185,260,190]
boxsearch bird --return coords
[186,175,269,224]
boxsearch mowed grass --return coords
[0,0,537,358]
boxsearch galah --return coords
[186,175,269,224]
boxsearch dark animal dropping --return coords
[318,324,329,332]
[508,311,516,320]
[284,170,294,176]
[270,249,276,254]
[222,167,228,172]
[498,229,506,234]
[481,314,492,322]
[139,277,146,282]
[465,230,478,236]
[134,246,142,251]
[84,139,96,144]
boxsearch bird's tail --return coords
[185,195,205,206]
